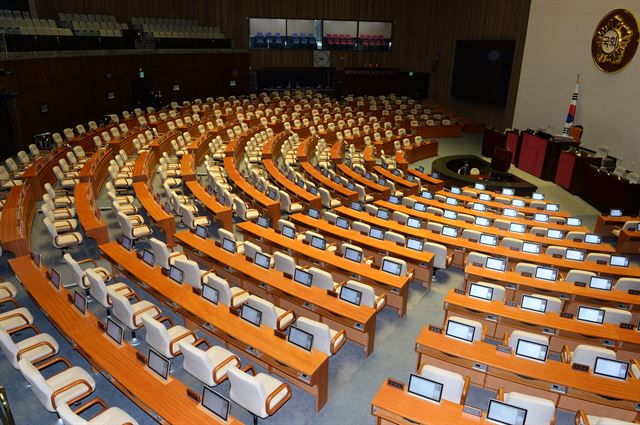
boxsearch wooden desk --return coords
[237,221,413,316]
[596,215,638,235]
[373,166,419,196]
[407,168,444,193]
[442,290,640,360]
[185,180,233,231]
[371,380,486,425]
[403,140,439,163]
[174,231,378,355]
[461,186,552,208]
[300,162,358,204]
[617,230,640,255]
[337,163,390,200]
[9,256,242,425]
[99,241,330,411]
[20,147,69,198]
[415,327,640,421]
[75,149,112,245]
[264,158,322,209]
[289,212,433,287]
[0,184,34,257]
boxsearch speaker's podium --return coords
[517,131,579,180]
[491,147,512,172]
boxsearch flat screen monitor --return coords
[475,183,486,190]
[443,210,457,220]
[392,169,401,176]
[218,196,227,207]
[535,266,558,281]
[479,234,498,246]
[346,182,356,190]
[148,349,170,380]
[381,259,402,276]
[376,209,390,220]
[486,399,527,425]
[407,217,422,229]
[308,208,320,219]
[296,178,305,188]
[254,252,271,269]
[222,237,236,253]
[414,202,426,212]
[546,229,563,239]
[378,178,387,186]
[610,255,629,267]
[339,285,362,306]
[534,213,549,223]
[241,304,262,327]
[593,357,629,380]
[142,249,155,267]
[421,191,433,199]
[417,166,425,173]
[169,265,184,284]
[445,197,458,206]
[73,291,87,315]
[257,216,270,228]
[389,195,400,204]
[442,226,459,238]
[121,235,132,251]
[522,242,541,254]
[445,319,476,342]
[50,268,61,289]
[336,217,350,229]
[475,216,490,227]
[472,203,486,212]
[515,339,548,362]
[545,203,559,212]
[32,251,41,268]
[486,257,506,272]
[511,199,525,207]
[584,233,601,244]
[105,317,123,345]
[567,217,582,226]
[201,387,230,421]
[469,283,494,301]
[610,209,623,217]
[479,193,491,201]
[344,247,362,263]
[202,284,220,304]
[351,201,363,211]
[310,235,326,250]
[266,188,278,200]
[369,227,384,240]
[288,326,314,351]
[577,306,605,324]
[406,238,424,251]
[565,249,585,261]
[365,172,372,180]
[431,171,440,179]
[502,188,515,196]
[308,185,318,195]
[451,187,462,195]
[532,193,544,200]
[407,374,443,403]
[503,208,517,217]
[407,175,417,182]
[281,225,296,239]
[520,295,547,313]
[293,268,313,287]
[589,276,613,291]
[195,225,208,238]
[509,223,525,233]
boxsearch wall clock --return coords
[591,9,639,72]
[313,50,330,68]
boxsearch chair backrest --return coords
[344,280,376,308]
[116,212,134,237]
[0,327,20,368]
[564,269,596,284]
[227,367,267,418]
[173,257,202,290]
[420,364,465,403]
[602,307,632,325]
[86,269,112,309]
[295,317,333,355]
[501,237,523,250]
[18,358,53,410]
[423,242,448,269]
[503,392,555,425]
[63,254,85,287]
[273,252,296,276]
[571,344,616,368]
[179,341,216,386]
[243,241,262,261]
[109,290,135,329]
[56,402,91,425]
[203,274,234,307]
[508,330,549,353]
[179,204,196,228]
[615,277,640,292]
[141,316,173,358]
[384,231,405,245]
[352,221,371,235]
[308,267,334,291]
[514,262,537,275]
[473,281,505,301]
[247,295,278,329]
[43,217,58,239]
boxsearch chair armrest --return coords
[276,310,295,331]
[168,251,185,259]
[630,358,640,379]
[8,323,40,336]
[446,254,454,267]
[129,216,143,226]
[375,294,387,312]
[496,387,505,401]
[265,382,292,416]
[157,316,174,327]
[407,268,415,280]
[77,258,99,268]
[0,310,31,326]
[212,354,241,384]
[37,356,72,371]
[330,329,346,355]
[241,364,257,376]
[132,305,161,327]
[460,376,471,405]
[230,289,249,308]
[169,330,196,357]
[16,340,57,363]
[574,409,589,425]
[0,297,19,308]
[560,345,571,364]
[50,378,94,409]
[192,338,211,349]
[74,398,108,416]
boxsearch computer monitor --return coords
[417,166,425,173]
[310,235,326,250]
[73,291,87,315]
[445,197,458,206]
[365,172,372,180]
[257,215,270,228]
[202,284,220,304]
[610,209,623,217]
[281,225,296,239]
[407,374,443,403]
[168,265,184,284]
[593,357,629,380]
[376,209,390,220]
[369,227,384,240]
[339,285,362,306]
[503,208,517,217]
[515,339,548,362]
[431,171,440,179]
[293,268,313,287]
[195,225,208,239]
[121,235,132,251]
[509,223,525,233]
[589,276,613,291]
[344,247,362,263]
[532,193,544,200]
[308,185,318,195]
[485,257,506,272]
[266,188,277,200]
[389,195,401,204]
[511,199,525,207]
[451,187,462,195]
[475,183,486,191]
[378,178,387,186]
[222,237,236,254]
[105,317,124,345]
[392,169,401,176]
[350,201,363,211]
[407,174,417,182]
[577,306,605,324]
[142,249,155,267]
[565,249,585,261]
[163,202,172,214]
[406,238,424,251]
[421,191,433,199]
[346,182,356,190]
[218,195,227,207]
[479,193,491,201]
[567,217,582,227]
[547,229,563,239]
[610,255,630,267]
[288,326,314,351]
[479,234,498,246]
[50,268,61,289]
[414,202,427,212]
[584,233,601,244]
[445,319,476,342]
[308,208,321,219]
[443,210,457,220]
[520,295,547,313]
[472,203,486,212]
[296,178,305,188]
[381,259,402,276]
[32,251,41,268]
[147,349,170,380]
[469,283,494,301]
[486,399,527,425]
[201,387,231,421]
[522,242,541,254]
[336,217,350,229]
[534,213,549,222]
[475,217,490,227]
[241,304,262,327]
[535,266,558,281]
[407,217,422,229]
[545,203,559,212]
[442,226,459,238]
[502,188,515,196]
[254,252,271,269]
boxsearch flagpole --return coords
[562,73,580,135]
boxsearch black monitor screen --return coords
[369,227,384,240]
[522,242,541,254]
[469,283,493,301]
[502,188,515,196]
[288,326,314,351]
[281,226,296,239]
[351,201,363,211]
[443,210,457,220]
[202,387,230,421]
[414,202,426,212]
[336,217,350,229]
[406,238,424,251]
[106,317,123,345]
[565,249,585,261]
[589,276,613,291]
[421,191,433,199]
[142,249,155,267]
[534,213,549,223]
[451,187,461,195]
[293,268,313,287]
[532,193,545,200]
[202,284,220,304]
[310,235,326,250]
[503,208,517,217]
[222,238,236,253]
[567,217,582,226]
[479,193,491,201]
[169,265,184,284]
[577,306,605,324]
[257,216,270,228]
[73,291,87,315]
[520,295,547,313]
[344,247,362,263]
[254,252,271,269]
[445,197,458,206]
[339,285,362,306]
[593,357,629,380]
[241,304,262,327]
[431,171,440,179]
[148,349,170,380]
[610,255,629,267]
[407,374,443,403]
[584,233,601,244]
[195,225,208,238]
[515,339,548,362]
[121,235,132,251]
[547,229,563,239]
[389,195,400,204]
[535,266,558,281]
[475,217,490,227]
[407,217,422,229]
[308,208,320,219]
[442,226,459,238]
[376,209,390,220]
[485,257,506,272]
[382,259,402,276]
[50,268,61,289]
[479,234,498,246]
[610,209,623,217]
[512,199,525,207]
[546,203,559,212]
[472,203,486,212]
[486,399,527,425]
[475,183,486,191]
[445,319,476,342]
[509,223,525,233]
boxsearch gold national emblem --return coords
[591,9,639,72]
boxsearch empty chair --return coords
[574,410,636,425]
[545,245,567,257]
[615,277,640,292]
[565,269,596,284]
[57,401,139,425]
[64,254,111,291]
[419,365,470,404]
[148,238,186,270]
[279,190,303,213]
[233,197,259,221]
[116,212,152,243]
[173,257,204,290]
[44,218,83,259]
[227,366,292,424]
[203,273,249,309]
[109,290,161,344]
[218,228,244,254]
[384,231,405,246]
[501,237,523,251]
[294,317,346,356]
[0,326,59,369]
[179,338,240,386]
[563,344,616,369]
[42,204,78,233]
[514,262,537,276]
[601,307,632,325]
[461,229,481,241]
[351,221,371,235]
[493,219,511,230]
[497,390,556,425]
[423,242,453,276]
[319,187,341,208]
[141,315,195,359]
[44,183,74,208]
[179,204,210,230]
[612,221,640,237]
[341,280,385,311]
[586,253,610,264]
[246,295,295,331]
[507,330,549,358]
[273,252,296,276]
[308,267,339,292]
[86,269,133,315]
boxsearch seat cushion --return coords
[55,233,83,248]
[256,373,289,416]
[208,346,240,382]
[587,415,637,425]
[131,301,159,327]
[0,281,17,299]
[47,366,96,410]
[132,226,152,238]
[167,325,196,354]
[0,308,33,331]
[14,333,59,367]
[90,407,139,425]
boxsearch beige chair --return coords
[202,274,249,309]
[57,400,139,425]
[227,366,292,423]
[44,218,83,260]
[140,315,196,359]
[294,317,346,356]
[179,338,240,387]
[116,212,152,243]
[246,295,295,332]
[179,204,210,230]
[109,291,161,344]
[85,269,133,316]
[341,280,385,312]
[419,364,470,404]
[561,344,616,370]
[574,410,636,425]
[0,325,59,369]
[495,389,556,425]
[64,253,111,292]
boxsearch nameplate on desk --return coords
[428,324,443,334]
[602,339,615,347]
[283,272,292,280]
[574,281,586,287]
[573,238,582,242]
[335,252,343,257]
[67,293,74,303]
[96,320,106,331]
[552,254,562,259]
[560,312,573,319]
[160,268,169,276]
[327,290,337,298]
[510,247,518,251]
[229,307,240,316]
[186,388,201,402]
[505,301,517,308]
[522,272,532,278]
[135,351,147,364]
[192,287,201,296]
[387,378,404,390]
[302,239,310,245]
[371,264,380,270]
[505,283,517,290]
[628,289,640,295]
[486,314,498,322]
[472,262,483,268]
[274,330,286,339]
[620,322,634,330]
[469,239,478,243]
[454,288,466,295]
[596,260,607,265]
[496,345,512,354]
[572,363,589,372]
[550,384,566,394]
[472,362,487,372]
[463,406,483,417]
[542,327,556,335]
